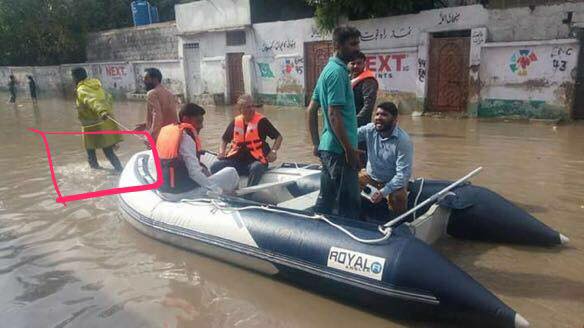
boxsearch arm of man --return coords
[218,121,234,159]
[180,133,219,192]
[329,105,359,169]
[356,79,378,127]
[357,125,368,143]
[306,99,321,150]
[260,118,283,162]
[380,137,414,197]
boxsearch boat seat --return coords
[277,190,320,211]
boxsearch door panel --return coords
[304,41,334,105]
[227,53,245,104]
[183,43,200,101]
[427,36,470,112]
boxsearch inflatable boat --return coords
[117,151,568,327]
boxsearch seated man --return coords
[210,94,283,187]
[358,102,413,215]
[156,103,239,200]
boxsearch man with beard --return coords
[306,26,362,219]
[358,102,413,215]
[135,68,178,141]
[348,52,378,128]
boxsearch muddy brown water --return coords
[0,94,583,328]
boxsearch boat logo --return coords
[370,262,382,274]
[327,247,386,281]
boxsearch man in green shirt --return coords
[307,26,362,219]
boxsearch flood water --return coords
[0,93,583,328]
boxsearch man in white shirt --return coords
[156,103,239,200]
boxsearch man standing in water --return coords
[135,68,178,141]
[8,75,17,104]
[27,75,38,104]
[307,26,362,218]
[72,67,123,172]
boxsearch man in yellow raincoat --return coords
[72,67,123,172]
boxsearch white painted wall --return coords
[352,5,489,50]
[253,18,320,99]
[200,56,226,95]
[249,6,491,102]
[480,40,580,105]
[0,66,62,95]
[133,60,183,95]
[33,66,63,93]
[176,0,251,34]
[363,48,418,94]
[94,62,136,93]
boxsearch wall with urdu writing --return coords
[252,18,324,107]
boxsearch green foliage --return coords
[305,0,436,32]
[0,0,187,66]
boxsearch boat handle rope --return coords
[180,198,392,244]
[179,167,483,245]
[106,116,148,141]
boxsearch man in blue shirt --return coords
[306,26,362,218]
[358,102,413,214]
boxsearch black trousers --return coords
[87,146,123,171]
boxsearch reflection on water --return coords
[0,93,583,327]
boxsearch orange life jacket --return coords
[226,113,268,164]
[156,123,203,193]
[351,69,377,88]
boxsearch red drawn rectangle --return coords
[29,128,162,205]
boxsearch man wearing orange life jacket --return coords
[349,52,378,127]
[210,94,283,187]
[156,103,239,200]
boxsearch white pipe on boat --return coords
[382,167,483,229]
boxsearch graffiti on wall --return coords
[365,53,409,79]
[258,62,275,78]
[276,57,304,94]
[417,58,427,83]
[471,30,485,45]
[309,26,330,40]
[438,11,461,25]
[105,65,128,80]
[260,39,297,53]
[360,27,413,42]
[509,49,538,76]
[365,53,416,92]
[550,46,573,72]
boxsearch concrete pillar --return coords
[416,32,430,115]
[242,54,255,96]
[468,27,487,116]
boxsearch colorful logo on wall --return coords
[509,49,538,76]
[258,62,274,78]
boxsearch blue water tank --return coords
[131,0,152,26]
[150,6,159,24]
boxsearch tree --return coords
[0,0,189,66]
[305,0,441,32]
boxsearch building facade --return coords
[3,0,583,120]
[174,0,584,120]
